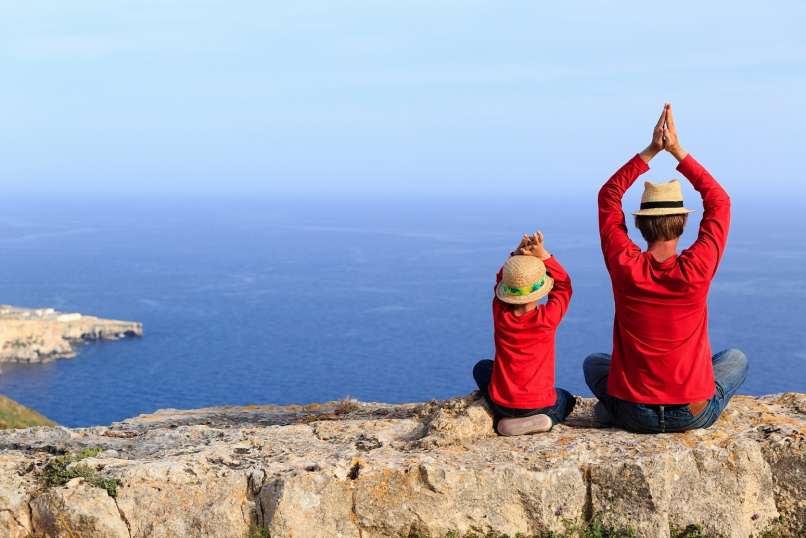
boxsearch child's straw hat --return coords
[495,255,554,305]
[632,180,696,216]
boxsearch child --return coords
[473,232,576,435]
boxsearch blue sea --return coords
[0,194,804,427]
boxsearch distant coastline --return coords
[0,305,142,364]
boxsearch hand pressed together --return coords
[662,104,688,161]
[639,103,688,163]
[512,232,551,260]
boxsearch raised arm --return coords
[598,155,647,265]
[542,256,572,327]
[663,105,731,277]
[515,232,572,326]
[598,106,668,266]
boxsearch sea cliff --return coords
[0,392,803,538]
[0,305,142,363]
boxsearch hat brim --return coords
[495,276,554,305]
[632,207,696,217]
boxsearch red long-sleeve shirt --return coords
[488,256,572,408]
[598,154,731,404]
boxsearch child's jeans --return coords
[472,359,576,425]
[582,348,748,433]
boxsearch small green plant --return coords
[72,447,104,460]
[582,518,637,538]
[756,516,791,538]
[246,524,270,538]
[40,447,121,497]
[552,515,637,538]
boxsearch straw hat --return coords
[632,180,696,216]
[495,255,554,305]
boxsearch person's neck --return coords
[510,302,538,316]
[647,239,679,262]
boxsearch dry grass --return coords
[334,397,360,415]
[0,394,56,429]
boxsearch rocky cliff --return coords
[0,392,803,538]
[0,305,142,363]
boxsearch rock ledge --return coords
[0,393,803,537]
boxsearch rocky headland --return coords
[0,305,142,364]
[0,392,802,538]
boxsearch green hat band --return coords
[501,277,546,297]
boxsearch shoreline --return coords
[0,305,142,364]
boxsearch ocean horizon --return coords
[0,193,804,427]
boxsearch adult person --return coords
[583,103,747,433]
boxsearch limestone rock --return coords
[417,392,495,447]
[0,453,38,538]
[30,478,130,538]
[0,393,803,537]
[0,305,142,363]
[114,463,251,538]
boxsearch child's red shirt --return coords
[488,256,572,408]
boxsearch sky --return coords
[1,1,805,197]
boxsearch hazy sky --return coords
[1,1,805,197]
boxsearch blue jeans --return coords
[582,349,748,433]
[472,359,576,425]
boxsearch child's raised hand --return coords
[518,231,551,260]
[510,234,531,256]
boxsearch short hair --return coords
[634,214,688,243]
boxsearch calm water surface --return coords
[0,194,803,426]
